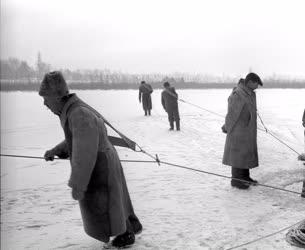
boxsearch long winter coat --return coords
[139,83,153,111]
[222,84,259,169]
[161,87,178,112]
[50,94,138,242]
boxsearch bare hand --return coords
[72,189,85,200]
[221,125,227,134]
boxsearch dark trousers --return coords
[167,107,180,129]
[231,168,249,180]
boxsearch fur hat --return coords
[39,71,69,97]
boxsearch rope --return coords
[179,98,225,118]
[257,112,301,155]
[0,153,156,164]
[175,90,302,156]
[286,219,305,248]
[1,153,303,195]
[227,219,304,250]
[158,159,303,195]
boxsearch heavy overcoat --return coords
[51,94,137,242]
[161,87,178,111]
[222,84,259,169]
[161,87,180,122]
[139,83,153,111]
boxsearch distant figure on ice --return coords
[297,108,305,197]
[39,71,142,248]
[138,81,153,116]
[222,73,263,189]
[161,81,180,131]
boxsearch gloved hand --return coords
[44,149,56,161]
[221,124,227,134]
[72,189,85,200]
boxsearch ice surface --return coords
[1,89,305,249]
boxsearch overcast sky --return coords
[1,0,305,77]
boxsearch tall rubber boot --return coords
[176,120,180,131]
[231,167,250,189]
[243,169,258,185]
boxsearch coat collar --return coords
[238,83,254,97]
[60,93,80,128]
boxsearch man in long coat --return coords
[222,73,263,189]
[39,71,142,248]
[138,81,153,116]
[298,108,305,197]
[161,82,180,131]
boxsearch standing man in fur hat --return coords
[39,71,142,248]
[222,73,263,189]
[138,81,153,116]
[161,82,180,131]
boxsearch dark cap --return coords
[163,81,170,87]
[245,73,263,86]
[141,81,146,84]
[39,71,69,97]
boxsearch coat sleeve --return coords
[68,107,99,192]
[225,92,245,134]
[138,87,142,101]
[161,92,166,110]
[52,140,69,159]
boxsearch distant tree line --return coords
[1,54,305,91]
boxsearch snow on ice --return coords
[1,89,305,249]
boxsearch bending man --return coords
[39,71,142,248]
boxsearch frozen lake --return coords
[1,88,305,249]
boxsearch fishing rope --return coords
[286,219,305,248]
[0,153,156,164]
[227,219,304,250]
[161,87,302,156]
[1,153,302,195]
[257,112,301,155]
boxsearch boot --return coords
[176,120,180,131]
[148,110,151,116]
[144,110,147,116]
[112,231,135,248]
[169,121,174,130]
[243,169,258,186]
[231,168,250,189]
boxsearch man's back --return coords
[139,83,153,95]
[162,87,178,109]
